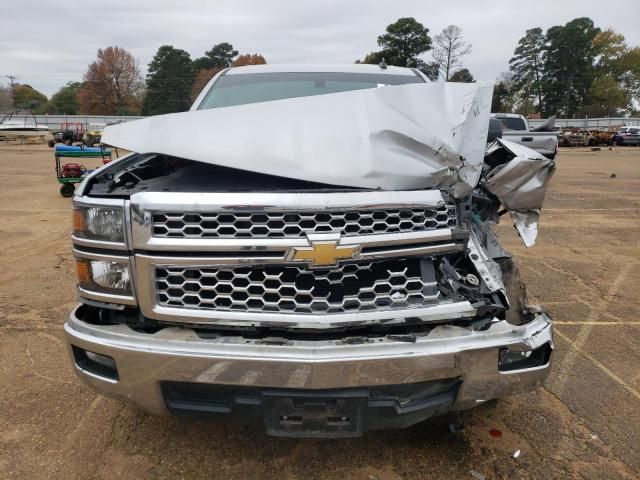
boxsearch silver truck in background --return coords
[491,113,558,159]
[64,65,554,438]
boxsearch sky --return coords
[1,0,639,97]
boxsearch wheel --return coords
[47,139,55,148]
[59,184,75,197]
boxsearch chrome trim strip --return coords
[131,190,447,212]
[136,253,288,266]
[144,301,477,328]
[123,199,133,251]
[71,235,128,252]
[135,228,460,253]
[73,248,130,263]
[78,288,137,306]
[73,196,127,208]
[359,242,464,260]
[130,190,452,251]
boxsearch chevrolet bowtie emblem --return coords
[290,240,359,267]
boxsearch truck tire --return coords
[60,184,75,197]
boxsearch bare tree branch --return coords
[432,25,472,81]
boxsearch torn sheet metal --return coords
[102,82,493,196]
[484,139,555,247]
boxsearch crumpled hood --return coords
[102,82,493,197]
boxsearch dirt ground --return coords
[0,142,638,480]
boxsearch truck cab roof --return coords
[191,63,429,111]
[224,63,424,77]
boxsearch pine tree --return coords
[541,18,600,117]
[142,45,194,116]
[509,28,545,113]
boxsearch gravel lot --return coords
[0,143,639,480]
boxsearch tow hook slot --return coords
[72,345,119,381]
[498,342,552,372]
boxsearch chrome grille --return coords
[151,206,457,239]
[154,259,439,314]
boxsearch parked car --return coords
[65,64,554,438]
[491,113,558,159]
[612,126,640,146]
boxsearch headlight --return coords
[73,205,124,243]
[76,258,132,296]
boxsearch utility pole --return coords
[5,75,17,111]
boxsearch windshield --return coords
[496,117,527,131]
[197,71,424,109]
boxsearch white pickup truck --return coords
[64,66,554,438]
[491,113,558,159]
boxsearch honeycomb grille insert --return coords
[151,206,457,239]
[155,259,439,314]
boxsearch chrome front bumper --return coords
[64,304,553,417]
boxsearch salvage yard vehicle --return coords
[491,113,558,159]
[559,128,591,147]
[48,122,85,147]
[82,123,106,146]
[612,125,640,146]
[65,64,554,438]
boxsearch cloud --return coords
[1,0,638,96]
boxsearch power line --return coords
[4,75,17,110]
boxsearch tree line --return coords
[495,17,640,117]
[1,16,638,118]
[0,44,266,116]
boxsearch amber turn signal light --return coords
[75,259,91,285]
[72,208,85,233]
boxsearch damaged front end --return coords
[65,77,554,437]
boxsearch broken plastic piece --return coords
[513,449,521,459]
[489,428,502,438]
[510,210,539,248]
